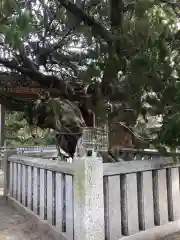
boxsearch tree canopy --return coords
[1,0,180,148]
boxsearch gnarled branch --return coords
[57,0,113,44]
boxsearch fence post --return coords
[0,145,4,170]
[3,144,17,199]
[73,154,105,240]
[3,142,8,199]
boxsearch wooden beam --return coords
[7,87,43,94]
[4,87,44,97]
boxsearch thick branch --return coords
[57,0,113,44]
[0,58,42,80]
[19,44,39,71]
[109,0,124,32]
[0,72,31,87]
[0,93,28,111]
[36,46,96,63]
[0,58,75,97]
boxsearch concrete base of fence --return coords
[7,196,68,240]
[120,220,180,240]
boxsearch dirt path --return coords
[161,233,180,240]
[0,200,54,240]
[0,169,54,240]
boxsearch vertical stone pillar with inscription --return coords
[73,127,108,240]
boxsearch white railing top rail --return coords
[3,146,178,158]
[112,147,180,156]
[8,154,180,177]
[8,155,74,175]
[103,157,179,176]
[1,145,180,158]
[0,145,56,150]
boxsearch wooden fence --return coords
[4,151,180,240]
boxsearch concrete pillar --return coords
[73,127,106,240]
[73,155,105,240]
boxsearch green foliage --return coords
[1,0,180,148]
[158,114,180,148]
[5,111,56,147]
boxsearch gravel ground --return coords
[0,201,54,240]
[1,201,180,240]
[0,170,54,240]
[160,232,180,240]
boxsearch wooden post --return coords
[73,155,105,240]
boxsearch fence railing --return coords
[4,150,180,240]
[6,155,74,239]
[103,157,179,239]
[111,147,180,161]
[2,144,180,166]
[0,145,57,168]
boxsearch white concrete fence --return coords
[111,147,180,161]
[2,145,180,166]
[3,150,180,240]
[0,145,57,168]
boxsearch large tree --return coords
[1,0,180,148]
